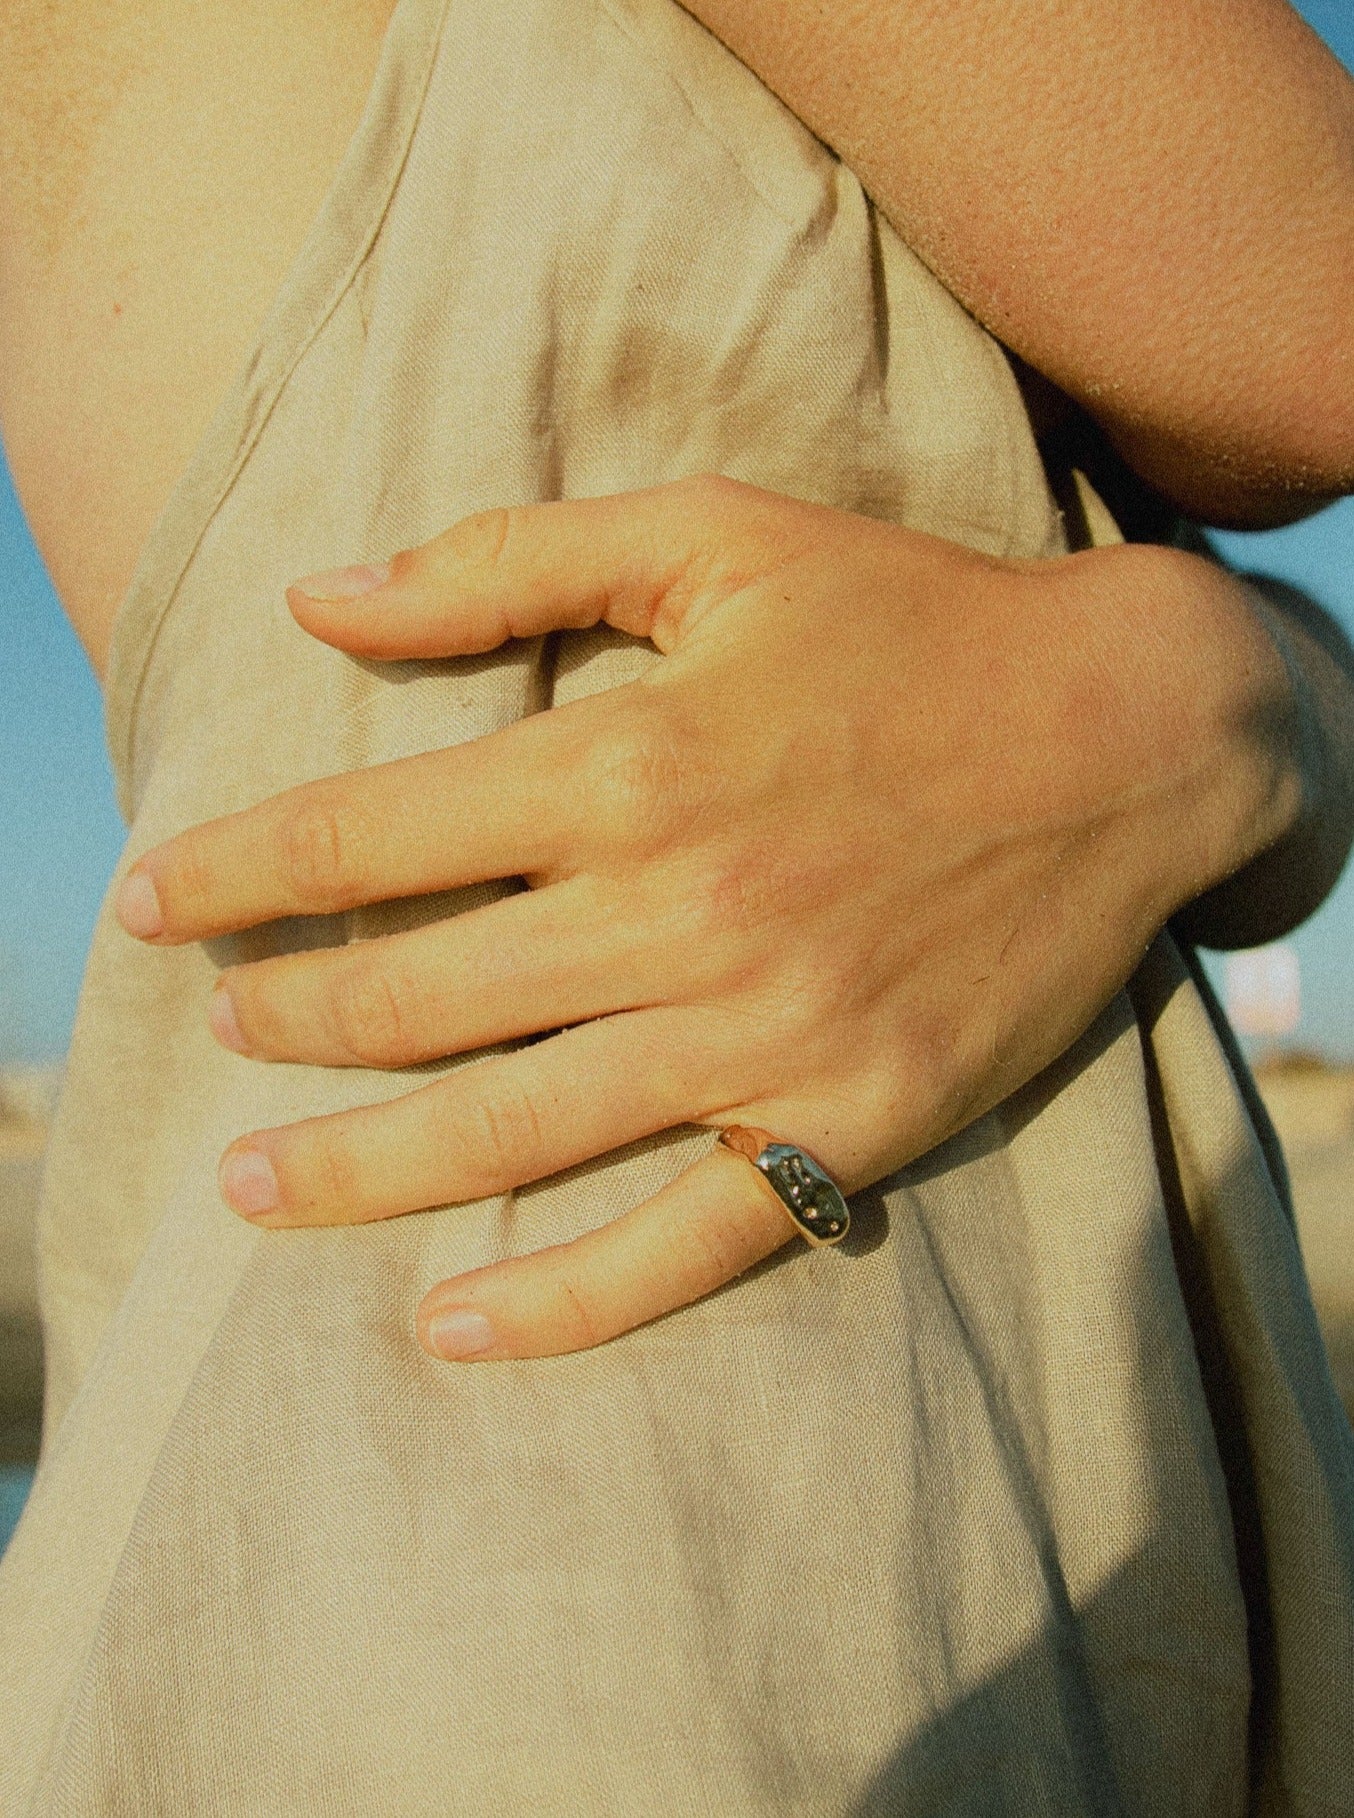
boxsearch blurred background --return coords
[2,0,1352,1554]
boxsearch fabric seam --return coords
[104,0,454,822]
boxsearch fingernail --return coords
[208,987,251,1055]
[426,1309,496,1361]
[220,1148,280,1218]
[290,562,391,601]
[116,871,164,939]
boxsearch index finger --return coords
[115,706,584,944]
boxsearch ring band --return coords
[718,1126,850,1247]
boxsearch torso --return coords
[0,0,396,675]
[0,0,1093,677]
[0,7,1344,1808]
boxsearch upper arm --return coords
[678,0,1354,527]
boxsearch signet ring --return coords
[717,1125,851,1247]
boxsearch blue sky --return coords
[0,468,122,1061]
[0,1,1351,1063]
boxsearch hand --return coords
[116,477,1298,1360]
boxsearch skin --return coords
[1,1,1350,672]
[0,0,398,674]
[114,480,1353,1360]
[0,3,1351,1356]
[680,0,1354,527]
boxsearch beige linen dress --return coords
[1,0,1351,1810]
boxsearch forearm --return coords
[679,0,1354,528]
[1003,537,1354,957]
[1082,532,1354,951]
[1174,567,1354,948]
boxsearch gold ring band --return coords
[718,1126,850,1247]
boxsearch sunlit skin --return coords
[684,0,1354,526]
[1,2,1351,672]
[1,3,1351,1359]
[116,479,1353,1361]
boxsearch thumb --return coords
[285,475,793,661]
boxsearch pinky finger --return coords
[417,1142,796,1361]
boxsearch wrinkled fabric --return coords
[1,0,1350,1811]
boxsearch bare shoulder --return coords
[0,0,397,673]
[0,0,154,263]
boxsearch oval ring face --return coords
[754,1144,851,1247]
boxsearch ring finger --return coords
[218,1005,733,1227]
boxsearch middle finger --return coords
[211,873,687,1067]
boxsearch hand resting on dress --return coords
[114,477,1323,1360]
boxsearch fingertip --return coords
[288,562,392,604]
[284,578,386,641]
[208,984,251,1055]
[286,556,491,660]
[219,1144,281,1221]
[421,1304,501,1363]
[115,869,165,940]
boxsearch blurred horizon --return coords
[0,0,1352,1066]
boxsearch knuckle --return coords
[582,701,709,854]
[756,976,849,1084]
[276,793,364,910]
[582,722,668,848]
[551,1274,608,1351]
[671,851,783,985]
[685,1208,747,1284]
[659,476,758,621]
[772,966,842,1043]
[453,1080,546,1191]
[672,471,747,519]
[163,831,218,924]
[439,506,513,573]
[680,851,763,944]
[326,960,417,1066]
[676,830,834,981]
[305,1124,364,1215]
